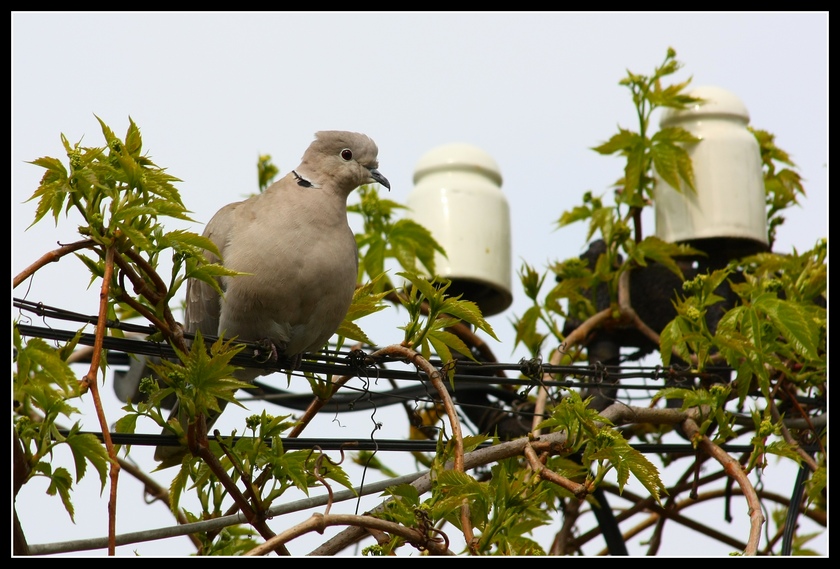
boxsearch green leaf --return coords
[65,431,111,490]
[591,129,641,155]
[361,235,387,280]
[765,440,806,463]
[631,236,703,279]
[652,131,699,193]
[151,333,252,422]
[383,483,420,505]
[659,318,693,367]
[622,138,647,196]
[168,461,192,513]
[557,203,594,228]
[16,336,77,392]
[587,434,667,505]
[45,466,76,522]
[115,412,139,436]
[25,156,71,227]
[390,218,447,274]
[440,297,498,341]
[428,328,472,361]
[513,305,544,354]
[753,296,820,361]
[336,275,391,345]
[536,391,609,451]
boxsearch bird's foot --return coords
[254,338,282,364]
[254,339,303,371]
[288,353,303,370]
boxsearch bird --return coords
[153,130,389,464]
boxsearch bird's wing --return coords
[183,201,241,339]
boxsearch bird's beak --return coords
[368,167,391,191]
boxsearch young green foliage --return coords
[589,48,701,211]
[527,49,705,352]
[377,448,556,555]
[538,391,667,505]
[13,328,111,521]
[349,184,448,294]
[14,48,826,555]
[751,128,807,249]
[398,271,499,384]
[257,153,280,193]
[151,332,254,424]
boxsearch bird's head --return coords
[297,130,390,195]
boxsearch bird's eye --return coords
[340,148,353,161]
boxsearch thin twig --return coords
[80,246,121,555]
[13,239,95,289]
[247,513,454,556]
[523,443,589,498]
[312,401,690,555]
[369,344,473,545]
[187,416,288,555]
[681,413,765,555]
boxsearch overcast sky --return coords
[12,12,827,557]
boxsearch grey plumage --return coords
[154,131,389,463]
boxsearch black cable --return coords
[16,300,826,462]
[56,430,819,455]
[591,487,628,555]
[17,318,825,441]
[781,460,812,555]
[16,322,738,393]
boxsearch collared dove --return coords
[154,130,389,463]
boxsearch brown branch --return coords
[531,306,612,435]
[123,248,169,300]
[767,393,821,471]
[616,269,662,347]
[209,346,365,535]
[214,430,266,513]
[288,374,355,438]
[311,401,691,555]
[370,345,466,472]
[111,248,187,352]
[110,253,175,338]
[205,364,356,543]
[648,442,722,555]
[77,246,121,555]
[112,251,163,305]
[13,239,96,289]
[309,450,338,517]
[531,347,568,435]
[186,416,288,554]
[523,443,589,499]
[597,484,821,556]
[604,490,749,554]
[533,267,702,437]
[562,307,613,351]
[550,491,582,555]
[246,513,454,557]
[13,430,32,555]
[113,286,169,333]
[681,413,765,555]
[368,344,474,546]
[384,290,504,376]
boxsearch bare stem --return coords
[13,239,95,289]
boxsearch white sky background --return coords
[12,12,827,557]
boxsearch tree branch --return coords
[13,239,96,289]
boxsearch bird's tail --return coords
[113,352,232,466]
[153,399,229,465]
